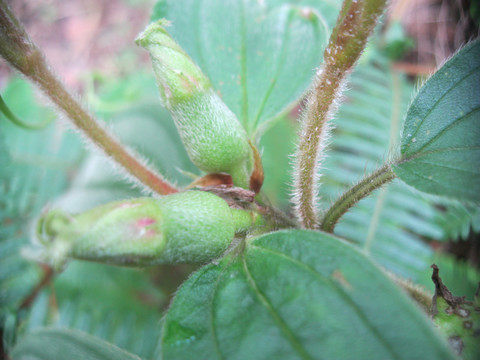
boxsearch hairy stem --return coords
[320,164,395,232]
[293,0,387,229]
[0,1,177,195]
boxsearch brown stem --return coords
[293,0,387,229]
[19,265,54,310]
[0,1,178,195]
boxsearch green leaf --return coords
[259,115,298,208]
[434,201,480,241]
[151,0,334,135]
[161,230,454,360]
[11,328,141,360]
[394,40,480,202]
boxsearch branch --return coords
[0,1,178,195]
[292,0,387,229]
[19,265,54,310]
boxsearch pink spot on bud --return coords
[145,229,157,237]
[136,218,156,227]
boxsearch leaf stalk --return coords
[320,164,395,232]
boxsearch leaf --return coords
[259,115,298,208]
[394,40,480,202]
[161,230,454,360]
[151,0,334,135]
[10,328,141,360]
[434,201,480,241]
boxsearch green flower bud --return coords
[36,191,262,269]
[136,20,254,189]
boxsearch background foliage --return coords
[1,0,479,359]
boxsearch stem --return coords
[0,1,177,195]
[19,265,54,310]
[292,0,387,229]
[320,164,395,232]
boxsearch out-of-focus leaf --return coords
[151,0,334,135]
[259,115,298,208]
[394,40,480,202]
[0,78,82,314]
[161,230,454,360]
[434,201,480,241]
[24,262,164,360]
[11,328,141,360]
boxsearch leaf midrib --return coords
[251,8,293,131]
[241,253,314,360]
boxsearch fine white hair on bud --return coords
[33,191,262,268]
[136,20,256,190]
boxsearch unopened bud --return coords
[35,191,262,269]
[136,20,255,189]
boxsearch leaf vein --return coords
[404,63,480,152]
[249,244,403,360]
[240,1,249,130]
[241,254,314,360]
[251,9,292,130]
[409,105,480,155]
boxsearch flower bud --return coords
[36,191,261,268]
[136,20,254,189]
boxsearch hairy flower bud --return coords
[136,20,254,189]
[36,191,262,269]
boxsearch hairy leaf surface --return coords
[394,40,480,202]
[161,230,454,360]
